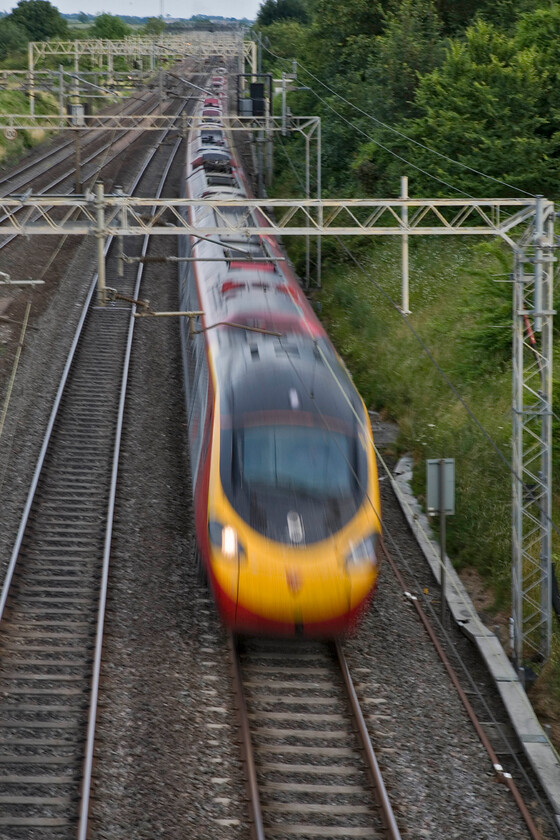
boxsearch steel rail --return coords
[228,633,266,840]
[0,272,97,623]
[76,105,191,840]
[0,93,193,836]
[0,98,165,249]
[380,542,544,840]
[335,641,403,840]
[229,634,401,839]
[0,93,174,629]
[0,91,155,191]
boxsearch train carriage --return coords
[179,70,382,636]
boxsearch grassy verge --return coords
[0,89,59,165]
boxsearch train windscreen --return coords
[220,416,367,542]
[239,425,354,498]
[217,358,369,541]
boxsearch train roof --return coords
[217,337,362,427]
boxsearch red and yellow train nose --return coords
[207,521,380,636]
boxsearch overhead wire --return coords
[276,132,507,464]
[283,72,473,197]
[294,59,538,198]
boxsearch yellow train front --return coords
[204,336,382,637]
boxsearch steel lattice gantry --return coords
[29,33,246,64]
[0,191,555,666]
[0,114,318,134]
[27,33,254,114]
[512,197,556,667]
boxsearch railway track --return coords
[0,93,180,255]
[0,89,157,195]
[230,635,402,840]
[1,55,558,840]
[0,94,192,838]
[378,517,555,840]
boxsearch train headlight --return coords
[345,534,378,571]
[222,526,237,558]
[208,520,246,562]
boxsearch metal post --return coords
[265,75,273,188]
[250,40,257,76]
[115,185,124,278]
[256,130,264,198]
[439,458,447,624]
[541,203,554,658]
[281,73,287,137]
[73,129,82,193]
[534,197,544,333]
[305,132,310,288]
[401,175,410,314]
[71,59,82,193]
[72,57,79,105]
[95,183,106,305]
[59,65,64,117]
[512,248,524,670]
[28,42,35,117]
[316,117,322,288]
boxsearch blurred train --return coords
[178,68,382,637]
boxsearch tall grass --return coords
[315,235,551,604]
[0,90,58,163]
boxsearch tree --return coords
[143,16,166,35]
[434,0,550,33]
[90,13,130,39]
[313,0,384,34]
[370,0,443,120]
[515,5,560,68]
[358,19,559,197]
[256,0,308,27]
[258,19,308,73]
[0,17,27,60]
[9,0,68,41]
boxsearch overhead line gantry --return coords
[1,30,555,670]
[26,33,256,114]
